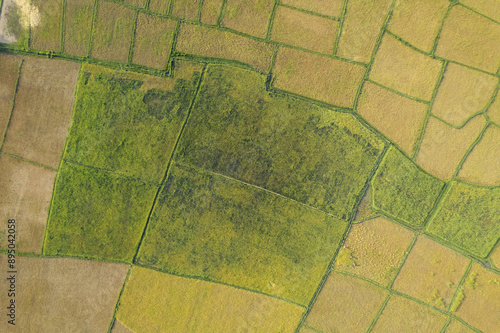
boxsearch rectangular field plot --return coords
[2,56,80,169]
[116,266,305,333]
[64,0,94,57]
[176,64,384,219]
[43,161,157,262]
[426,181,500,258]
[371,146,445,228]
[0,255,128,332]
[305,272,389,333]
[30,0,63,51]
[64,61,202,183]
[200,0,223,25]
[90,1,135,63]
[132,13,176,69]
[221,0,274,38]
[137,163,348,305]
[0,54,21,145]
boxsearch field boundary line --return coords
[106,265,133,333]
[127,9,140,64]
[421,182,449,230]
[87,0,99,58]
[447,261,472,313]
[167,0,174,16]
[277,3,341,21]
[196,0,203,22]
[167,20,182,72]
[451,123,489,178]
[365,78,430,104]
[332,0,348,55]
[366,293,390,332]
[216,0,227,26]
[387,233,418,289]
[0,152,58,172]
[439,318,452,333]
[457,2,500,26]
[431,2,454,55]
[265,1,279,41]
[0,57,23,150]
[60,0,68,53]
[301,324,322,333]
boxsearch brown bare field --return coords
[281,0,343,17]
[392,236,470,310]
[0,155,56,254]
[354,186,375,221]
[2,56,80,169]
[111,319,133,333]
[149,0,171,14]
[445,320,475,333]
[64,0,94,57]
[336,0,393,63]
[334,217,415,287]
[200,0,223,24]
[271,6,338,54]
[387,0,449,52]
[0,54,21,144]
[491,244,500,269]
[370,34,443,101]
[453,263,500,333]
[90,1,135,63]
[461,0,500,22]
[416,115,486,181]
[172,0,199,21]
[116,266,304,333]
[436,6,500,73]
[357,81,427,155]
[457,125,500,186]
[175,23,274,72]
[431,63,498,126]
[30,0,63,52]
[222,0,274,38]
[0,255,128,332]
[273,46,365,107]
[132,13,176,69]
[487,91,500,125]
[305,272,389,333]
[371,295,448,333]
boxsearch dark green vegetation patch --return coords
[426,181,500,258]
[371,146,445,228]
[137,163,348,305]
[43,161,157,262]
[176,64,385,219]
[64,65,200,183]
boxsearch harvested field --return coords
[370,34,443,101]
[221,0,274,38]
[435,5,500,73]
[416,115,487,181]
[457,125,500,186]
[393,236,470,310]
[148,0,171,14]
[431,63,498,126]
[445,320,475,333]
[171,0,199,21]
[125,0,146,7]
[132,13,176,69]
[137,163,348,305]
[371,146,445,228]
[30,0,63,52]
[354,186,375,221]
[111,319,133,333]
[0,53,21,145]
[63,0,94,57]
[43,161,157,262]
[280,0,343,17]
[426,181,500,258]
[335,0,393,62]
[388,0,449,52]
[0,255,128,332]
[273,46,366,107]
[2,56,80,169]
[175,23,274,72]
[305,272,389,333]
[334,217,414,286]
[271,5,338,54]
[90,1,135,63]
[357,81,427,155]
[452,263,500,333]
[200,0,223,25]
[461,0,500,22]
[491,245,500,269]
[0,154,56,254]
[116,266,305,332]
[371,295,448,332]
[488,91,500,125]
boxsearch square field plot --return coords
[0,155,56,254]
[280,0,343,17]
[305,272,389,333]
[426,181,500,258]
[392,236,470,310]
[273,46,366,108]
[0,54,21,145]
[453,263,500,333]
[200,0,224,24]
[137,163,348,305]
[176,64,384,219]
[436,6,500,73]
[116,266,305,333]
[0,255,128,332]
[64,0,94,57]
[334,217,415,287]
[221,0,274,38]
[2,56,80,169]
[90,1,135,63]
[30,0,63,52]
[371,295,448,332]
[64,61,202,184]
[43,161,157,262]
[370,34,442,101]
[171,0,199,21]
[271,6,338,54]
